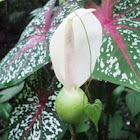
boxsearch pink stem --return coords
[39,114,43,140]
[116,24,140,33]
[1,35,44,75]
[21,105,43,140]
[1,41,35,74]
[44,11,51,32]
[106,0,111,20]
[111,0,119,8]
[109,27,140,82]
[131,18,140,21]
[44,105,56,115]
[113,5,140,21]
[42,36,48,50]
[17,40,40,74]
[32,26,44,33]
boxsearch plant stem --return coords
[84,81,93,103]
[98,121,103,140]
[69,124,77,140]
[104,83,113,140]
[87,88,92,103]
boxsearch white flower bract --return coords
[50,8,102,89]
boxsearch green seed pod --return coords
[55,87,88,124]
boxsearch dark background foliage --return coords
[0,0,49,60]
[0,0,140,139]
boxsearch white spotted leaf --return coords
[8,69,67,140]
[86,0,140,92]
[0,0,85,89]
[0,0,57,89]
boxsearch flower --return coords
[50,8,102,89]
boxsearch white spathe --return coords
[50,8,102,89]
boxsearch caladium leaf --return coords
[0,0,85,89]
[8,69,67,140]
[0,0,57,89]
[86,0,140,92]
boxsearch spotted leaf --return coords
[86,0,140,92]
[0,0,57,89]
[8,69,67,140]
[0,0,85,89]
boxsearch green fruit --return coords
[55,87,88,124]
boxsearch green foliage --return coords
[129,134,138,140]
[0,103,12,121]
[1,131,8,140]
[126,91,140,117]
[84,99,102,131]
[113,86,124,99]
[0,82,24,103]
[75,119,90,133]
[112,86,124,107]
[109,115,123,139]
